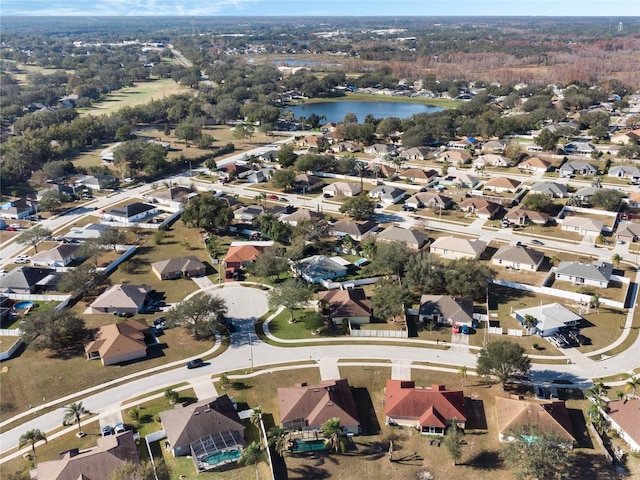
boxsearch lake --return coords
[286,101,443,124]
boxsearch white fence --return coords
[350,329,408,338]
[145,430,167,443]
[0,337,23,361]
[490,278,628,310]
[488,327,504,335]
[324,275,398,290]
[3,293,70,302]
[507,329,523,337]
[0,329,21,336]
[102,246,138,275]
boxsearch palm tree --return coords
[63,402,88,436]
[522,314,538,333]
[590,294,601,313]
[615,389,625,400]
[19,429,47,466]
[355,161,366,189]
[549,255,559,267]
[267,426,288,457]
[255,192,267,206]
[625,374,639,397]
[585,382,606,408]
[457,365,468,388]
[239,441,261,480]
[250,408,263,444]
[321,417,343,453]
[611,253,621,267]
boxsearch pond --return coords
[286,101,443,124]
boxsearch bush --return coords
[304,312,324,331]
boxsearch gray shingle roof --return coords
[555,261,613,283]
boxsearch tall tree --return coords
[16,225,52,253]
[535,129,559,152]
[625,374,639,397]
[370,280,412,323]
[268,279,313,322]
[444,258,495,300]
[21,310,90,356]
[476,340,531,389]
[238,441,261,480]
[443,423,464,466]
[267,426,288,457]
[321,417,343,453]
[166,293,228,339]
[18,429,47,466]
[270,168,296,191]
[339,195,374,220]
[500,424,572,480]
[277,144,298,168]
[370,241,413,279]
[181,192,233,232]
[405,252,446,293]
[62,402,88,436]
[251,246,289,280]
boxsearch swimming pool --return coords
[205,448,241,466]
[289,439,327,453]
[13,301,35,310]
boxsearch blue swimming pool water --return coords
[13,301,35,310]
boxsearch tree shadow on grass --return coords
[570,451,621,480]
[287,464,331,480]
[464,449,503,470]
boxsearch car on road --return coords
[0,269,8,276]
[279,197,289,202]
[617,239,625,245]
[14,257,30,264]
[114,422,126,434]
[186,358,204,369]
[267,194,279,200]
[5,226,18,231]
[102,425,113,437]
[9,224,22,229]
[530,239,544,245]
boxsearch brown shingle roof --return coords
[223,244,264,264]
[484,176,522,189]
[495,397,575,443]
[606,398,640,448]
[318,288,371,318]
[278,379,360,430]
[84,318,148,362]
[385,380,466,428]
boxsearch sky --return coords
[1,0,639,17]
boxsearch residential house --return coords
[322,182,362,197]
[85,318,149,365]
[318,288,372,325]
[294,173,325,192]
[402,147,433,161]
[528,181,568,198]
[89,284,150,314]
[364,143,396,156]
[481,140,506,154]
[555,261,613,288]
[519,157,551,174]
[75,174,117,191]
[483,176,521,194]
[504,205,550,225]
[447,138,477,150]
[0,198,33,220]
[37,183,81,200]
[233,205,265,222]
[217,162,254,180]
[561,217,604,236]
[320,122,338,133]
[376,226,429,250]
[564,142,596,156]
[332,220,379,241]
[572,186,601,203]
[474,154,512,168]
[385,380,466,435]
[159,395,246,472]
[337,141,360,152]
[31,244,80,267]
[36,431,140,480]
[0,267,58,294]
[146,186,195,206]
[368,185,407,204]
[492,244,545,271]
[102,202,158,223]
[513,303,582,337]
[151,256,206,280]
[368,163,397,179]
[601,398,640,452]
[223,243,268,270]
[495,397,575,445]
[246,167,274,184]
[616,222,640,243]
[296,135,328,150]
[459,198,501,219]
[281,209,325,227]
[611,129,640,145]
[292,255,348,284]
[558,161,598,177]
[404,192,453,210]
[429,236,487,259]
[257,150,279,162]
[441,172,479,188]
[629,192,640,208]
[609,165,640,183]
[397,168,437,184]
[63,223,109,242]
[437,150,471,165]
[418,295,474,326]
[278,379,360,435]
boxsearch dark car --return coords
[530,239,544,245]
[186,358,204,369]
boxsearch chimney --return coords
[432,384,446,391]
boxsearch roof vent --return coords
[313,389,320,392]
[194,411,200,415]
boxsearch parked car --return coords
[5,226,18,231]
[323,193,332,198]
[0,269,8,276]
[102,425,113,437]
[114,422,126,434]
[267,194,279,200]
[153,317,167,330]
[402,205,416,212]
[186,358,204,369]
[530,239,544,245]
[9,224,21,229]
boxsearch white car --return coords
[9,224,21,229]
[14,258,27,264]
[0,269,8,276]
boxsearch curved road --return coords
[2,284,639,459]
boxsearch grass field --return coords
[80,78,191,116]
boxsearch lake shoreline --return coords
[286,92,457,109]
